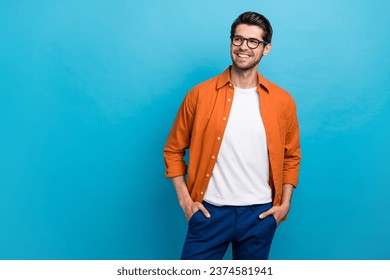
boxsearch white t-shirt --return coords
[203,86,272,206]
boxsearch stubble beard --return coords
[231,53,261,72]
[232,60,259,71]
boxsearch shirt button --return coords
[201,192,204,195]
[227,98,231,102]
[217,137,221,141]
[228,83,232,87]
[222,117,226,121]
[206,174,210,177]
[211,155,215,159]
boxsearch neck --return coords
[230,65,258,88]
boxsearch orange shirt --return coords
[164,67,301,206]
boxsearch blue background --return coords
[1,0,389,259]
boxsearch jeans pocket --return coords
[271,215,278,228]
[188,210,201,224]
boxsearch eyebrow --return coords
[233,35,264,41]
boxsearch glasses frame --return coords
[230,35,268,49]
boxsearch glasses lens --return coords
[247,39,260,49]
[232,36,243,46]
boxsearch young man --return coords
[163,11,301,260]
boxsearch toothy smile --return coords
[237,53,250,58]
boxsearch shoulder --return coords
[260,75,298,120]
[268,79,294,100]
[263,77,296,107]
[185,72,222,104]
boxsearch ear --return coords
[263,43,272,56]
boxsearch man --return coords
[163,11,301,260]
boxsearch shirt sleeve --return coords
[163,89,197,178]
[282,98,301,187]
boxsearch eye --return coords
[233,36,243,43]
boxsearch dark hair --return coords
[230,12,273,43]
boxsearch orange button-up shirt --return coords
[164,67,301,206]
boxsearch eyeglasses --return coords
[230,35,268,49]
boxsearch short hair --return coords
[230,12,273,43]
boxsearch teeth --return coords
[238,54,249,58]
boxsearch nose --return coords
[239,38,250,50]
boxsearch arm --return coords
[259,183,294,225]
[164,90,210,221]
[260,98,301,225]
[163,89,196,179]
[172,176,210,221]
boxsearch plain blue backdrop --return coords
[1,0,389,259]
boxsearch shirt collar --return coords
[217,66,270,93]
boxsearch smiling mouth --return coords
[237,53,250,58]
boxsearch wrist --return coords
[179,196,193,209]
[280,201,291,208]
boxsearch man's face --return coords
[230,24,271,71]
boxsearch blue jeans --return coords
[181,201,277,260]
